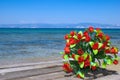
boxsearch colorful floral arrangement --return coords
[60,27,119,78]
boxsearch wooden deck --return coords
[0,60,120,80]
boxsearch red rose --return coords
[72,54,75,59]
[66,42,70,47]
[113,60,118,65]
[91,66,96,70]
[64,47,70,54]
[89,26,94,32]
[78,48,84,55]
[70,31,75,36]
[110,47,117,54]
[83,31,89,36]
[63,63,72,73]
[101,44,105,49]
[64,34,69,39]
[78,56,84,63]
[105,49,110,53]
[98,32,103,39]
[85,36,91,42]
[77,34,82,40]
[92,42,99,50]
[84,59,90,68]
[101,42,107,49]
[69,38,76,44]
[76,39,80,43]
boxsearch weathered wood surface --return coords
[0,60,120,80]
[0,60,63,80]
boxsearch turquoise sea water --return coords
[0,28,120,60]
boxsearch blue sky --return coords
[0,0,120,24]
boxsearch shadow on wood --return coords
[64,68,118,80]
[86,68,118,79]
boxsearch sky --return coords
[0,0,120,25]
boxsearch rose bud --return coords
[92,42,99,50]
[113,60,118,65]
[77,48,84,55]
[89,26,94,32]
[78,56,84,63]
[70,31,75,36]
[85,36,91,42]
[105,35,110,41]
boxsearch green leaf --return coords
[68,34,71,38]
[90,62,94,66]
[106,59,112,65]
[82,52,88,60]
[77,71,84,78]
[78,31,83,35]
[114,54,119,60]
[63,55,69,60]
[70,44,76,48]
[102,62,106,68]
[89,41,94,47]
[79,62,84,68]
[89,55,92,62]
[90,62,96,66]
[94,30,97,32]
[75,55,79,61]
[98,43,103,49]
[73,35,78,39]
[103,59,107,64]
[93,50,98,55]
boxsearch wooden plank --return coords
[0,60,63,80]
[0,60,62,69]
[0,65,62,80]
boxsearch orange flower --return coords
[91,66,96,70]
[64,34,69,40]
[63,63,72,73]
[105,35,110,41]
[66,42,70,47]
[110,47,118,54]
[64,47,70,54]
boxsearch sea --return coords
[0,28,120,61]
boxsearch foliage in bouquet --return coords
[60,27,119,78]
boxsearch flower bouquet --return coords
[60,27,119,78]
